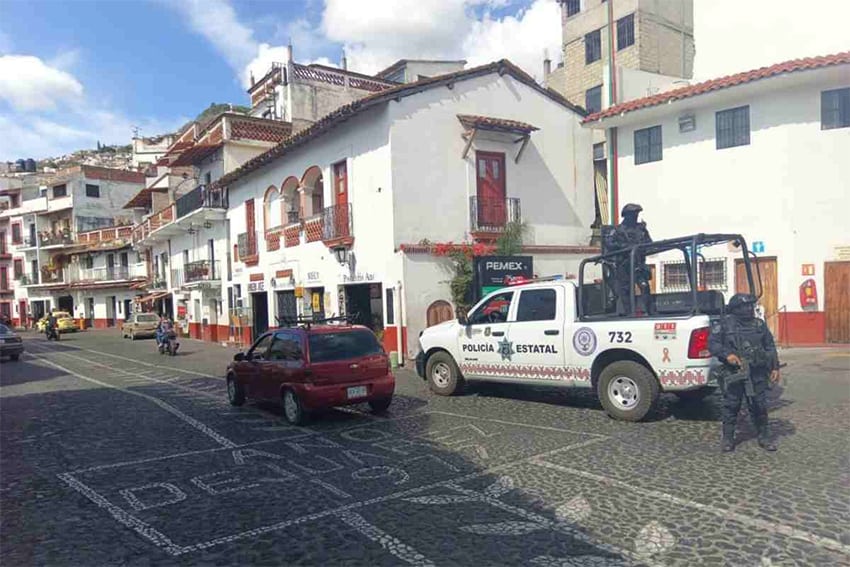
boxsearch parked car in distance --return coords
[226,324,394,425]
[122,312,161,340]
[36,311,78,333]
[0,324,24,361]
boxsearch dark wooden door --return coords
[825,261,850,343]
[426,300,454,327]
[475,151,506,228]
[736,257,778,337]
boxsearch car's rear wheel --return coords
[597,361,659,422]
[426,351,464,396]
[226,375,245,406]
[369,397,392,414]
[282,389,308,425]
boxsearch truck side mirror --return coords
[457,313,469,326]
[233,352,245,362]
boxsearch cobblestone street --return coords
[1,330,848,566]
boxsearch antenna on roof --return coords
[341,48,347,70]
[132,126,141,139]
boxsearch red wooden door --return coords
[333,161,349,239]
[475,151,506,228]
[18,300,27,327]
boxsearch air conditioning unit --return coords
[678,113,696,133]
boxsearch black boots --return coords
[757,431,777,451]
[721,437,736,453]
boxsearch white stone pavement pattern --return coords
[1,330,848,566]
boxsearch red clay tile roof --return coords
[584,51,850,123]
[220,59,585,188]
[457,114,539,134]
[169,143,224,167]
[229,117,292,143]
[123,187,168,209]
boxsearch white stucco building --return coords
[583,52,850,344]
[128,112,291,341]
[0,166,144,327]
[220,60,596,359]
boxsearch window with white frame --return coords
[716,106,750,149]
[634,125,662,164]
[821,87,850,130]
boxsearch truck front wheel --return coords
[426,351,465,396]
[597,361,659,422]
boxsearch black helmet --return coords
[621,203,643,216]
[728,293,756,309]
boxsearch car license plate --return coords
[347,386,367,399]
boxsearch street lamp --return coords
[333,246,348,265]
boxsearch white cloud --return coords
[320,0,560,77]
[694,0,850,80]
[0,54,84,111]
[463,0,561,79]
[0,110,186,161]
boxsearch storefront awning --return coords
[135,291,170,303]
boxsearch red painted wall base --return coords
[382,326,408,359]
[777,312,825,345]
[189,322,201,340]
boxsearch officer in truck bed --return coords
[709,293,781,453]
[603,203,652,315]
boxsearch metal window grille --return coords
[585,30,601,64]
[716,106,750,149]
[85,184,100,198]
[634,125,662,164]
[585,85,602,114]
[662,258,727,291]
[821,87,850,130]
[617,14,634,50]
[593,142,605,161]
[565,0,581,17]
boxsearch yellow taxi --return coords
[37,311,79,333]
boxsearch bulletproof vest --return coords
[725,316,770,368]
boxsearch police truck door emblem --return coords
[572,327,597,356]
[497,337,515,361]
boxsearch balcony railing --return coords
[469,196,521,233]
[322,203,353,242]
[69,263,148,283]
[237,231,258,261]
[39,232,74,247]
[16,237,37,249]
[175,185,228,219]
[17,274,36,285]
[184,260,221,284]
[150,275,168,290]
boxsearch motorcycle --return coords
[45,324,60,341]
[158,329,179,356]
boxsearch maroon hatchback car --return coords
[226,324,394,425]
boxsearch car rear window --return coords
[137,314,160,322]
[308,330,383,363]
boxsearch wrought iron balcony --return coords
[469,196,521,233]
[184,260,221,284]
[39,232,74,247]
[69,264,148,283]
[237,231,258,261]
[150,275,169,290]
[321,203,353,243]
[175,185,228,219]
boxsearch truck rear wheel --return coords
[426,351,464,396]
[597,361,658,422]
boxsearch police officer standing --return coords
[603,204,652,314]
[709,293,781,452]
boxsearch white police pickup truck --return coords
[415,233,764,421]
[415,278,720,422]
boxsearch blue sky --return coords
[1,0,847,161]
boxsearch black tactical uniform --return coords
[603,204,652,315]
[709,294,780,452]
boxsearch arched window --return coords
[301,166,324,217]
[281,176,300,224]
[263,185,280,231]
